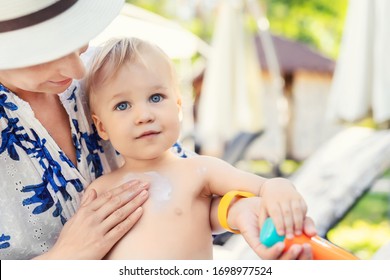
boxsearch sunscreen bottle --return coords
[260,217,359,260]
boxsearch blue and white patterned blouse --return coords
[0,81,188,259]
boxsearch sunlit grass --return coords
[328,220,390,259]
[327,192,390,259]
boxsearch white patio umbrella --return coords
[327,0,390,124]
[91,3,210,59]
[196,0,264,156]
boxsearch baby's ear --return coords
[176,97,183,121]
[176,97,182,108]
[92,114,109,140]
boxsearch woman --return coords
[0,0,315,260]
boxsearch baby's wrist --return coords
[260,178,295,196]
[218,190,255,233]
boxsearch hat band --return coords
[0,0,78,33]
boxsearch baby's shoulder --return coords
[86,171,121,195]
[177,155,224,170]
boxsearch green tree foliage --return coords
[265,0,349,58]
[127,0,349,59]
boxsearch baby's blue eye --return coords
[115,102,130,111]
[150,94,163,103]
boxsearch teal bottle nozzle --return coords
[259,217,285,247]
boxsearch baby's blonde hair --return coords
[85,37,178,111]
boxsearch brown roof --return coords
[255,34,335,74]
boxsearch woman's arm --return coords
[34,180,149,259]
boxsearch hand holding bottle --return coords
[260,217,359,260]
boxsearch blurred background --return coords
[93,0,390,259]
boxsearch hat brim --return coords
[0,0,124,70]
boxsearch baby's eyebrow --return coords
[110,91,128,99]
[149,85,168,91]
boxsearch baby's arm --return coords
[198,156,307,239]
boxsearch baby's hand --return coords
[259,178,307,239]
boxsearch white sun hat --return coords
[0,0,124,70]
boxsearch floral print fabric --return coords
[0,81,120,259]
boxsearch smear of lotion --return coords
[121,171,173,210]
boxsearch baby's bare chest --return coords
[105,169,213,259]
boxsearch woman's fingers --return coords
[80,187,97,207]
[277,243,313,260]
[95,183,149,222]
[100,189,149,233]
[255,243,285,260]
[89,180,148,212]
[297,243,313,260]
[278,244,303,260]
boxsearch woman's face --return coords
[0,45,88,95]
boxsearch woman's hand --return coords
[227,197,316,260]
[35,180,149,259]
